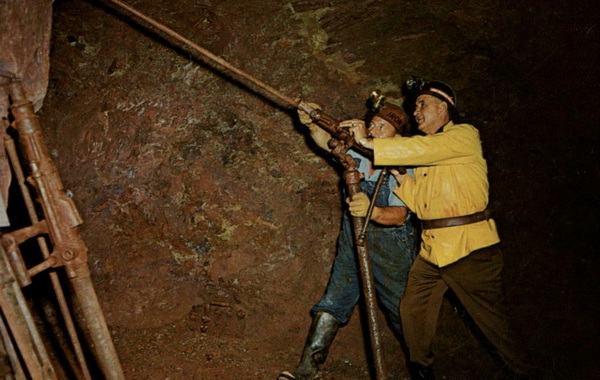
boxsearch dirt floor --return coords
[11,0,599,378]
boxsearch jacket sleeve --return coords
[373,124,482,167]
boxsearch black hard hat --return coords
[419,80,457,107]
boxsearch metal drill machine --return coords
[0,74,124,380]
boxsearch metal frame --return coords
[0,77,124,380]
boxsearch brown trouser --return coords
[399,245,530,373]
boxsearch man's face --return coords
[414,94,448,135]
[368,116,398,139]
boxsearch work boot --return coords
[277,311,340,380]
[408,363,435,380]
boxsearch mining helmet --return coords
[419,80,457,107]
[374,103,408,134]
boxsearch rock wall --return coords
[0,0,53,111]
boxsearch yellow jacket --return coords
[373,122,500,267]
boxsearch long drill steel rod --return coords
[105,0,298,109]
[102,0,371,156]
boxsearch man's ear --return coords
[437,100,448,116]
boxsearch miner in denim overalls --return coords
[279,102,418,380]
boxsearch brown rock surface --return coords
[0,0,53,111]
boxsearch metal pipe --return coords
[0,310,27,380]
[0,244,57,379]
[6,81,124,380]
[5,114,93,380]
[100,1,375,156]
[104,0,298,110]
[343,168,386,380]
[357,168,388,246]
[327,136,386,379]
[70,276,125,380]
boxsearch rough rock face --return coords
[0,0,53,111]
[3,0,599,378]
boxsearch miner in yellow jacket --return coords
[348,80,531,379]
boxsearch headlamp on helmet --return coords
[364,90,408,135]
[402,77,457,108]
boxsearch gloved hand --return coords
[347,192,371,217]
[297,102,320,126]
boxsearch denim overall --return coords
[312,170,417,336]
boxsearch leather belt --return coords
[421,210,490,230]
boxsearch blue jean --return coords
[312,211,417,336]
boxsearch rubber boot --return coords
[278,311,341,380]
